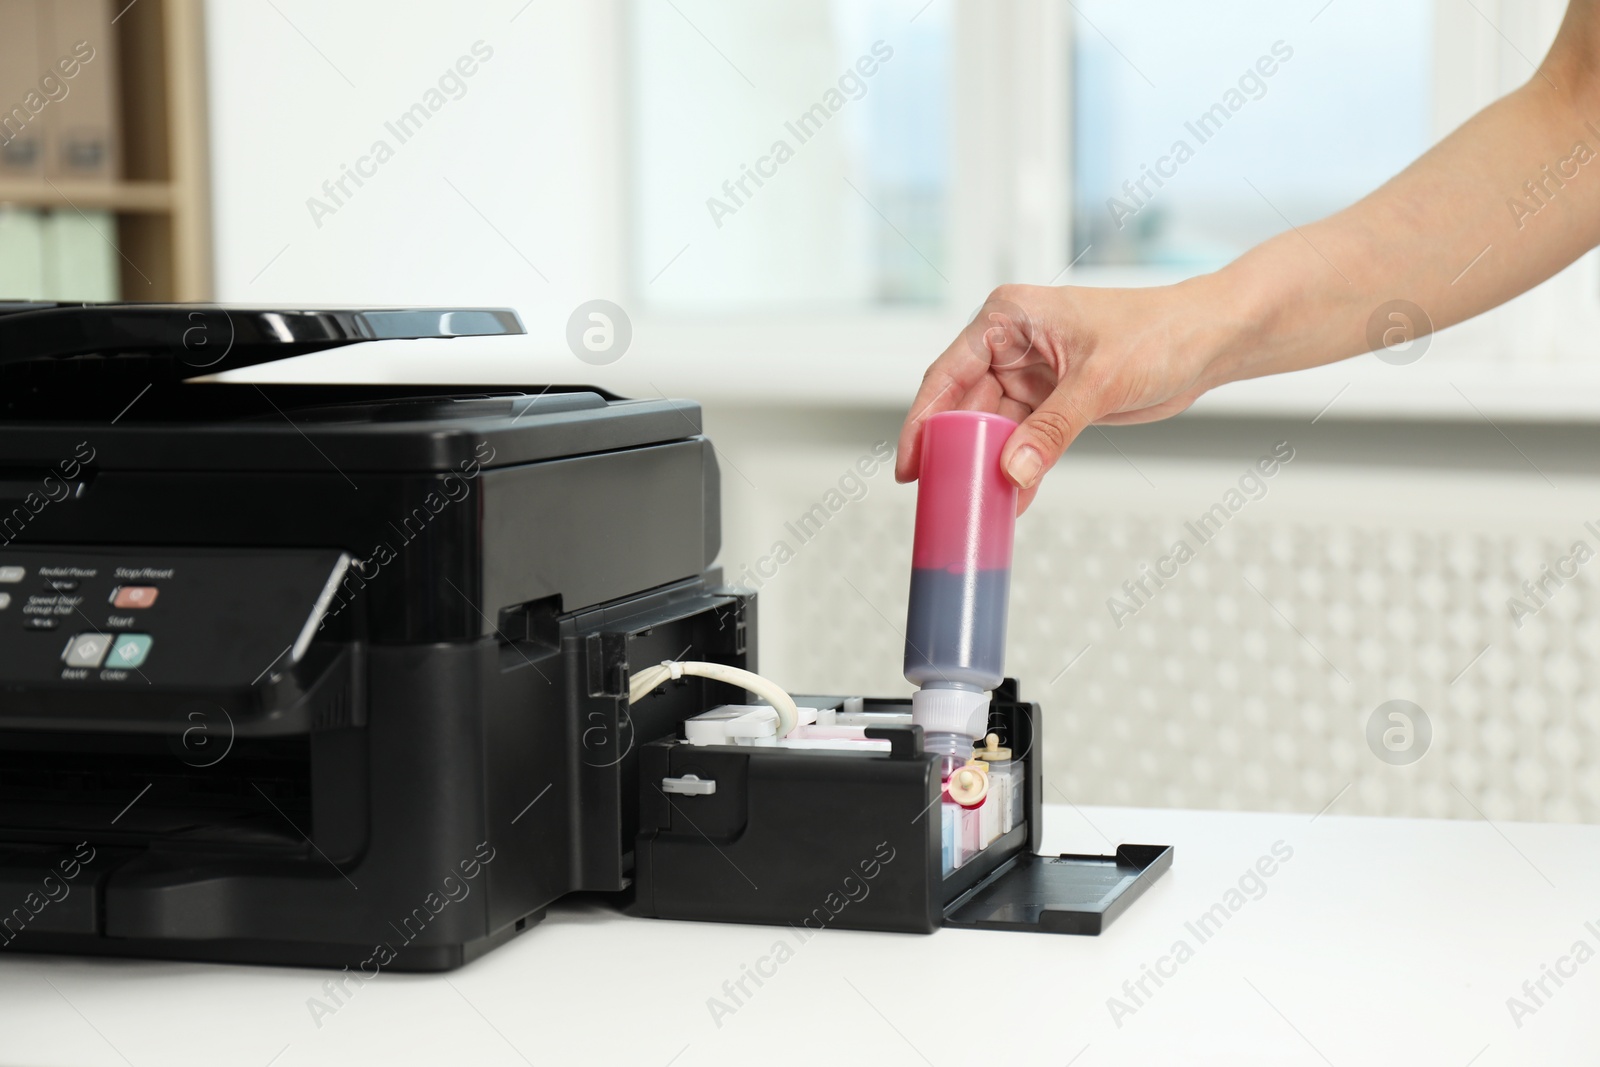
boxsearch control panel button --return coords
[63,633,113,668]
[0,592,8,611]
[110,586,160,609]
[107,634,153,669]
[0,566,23,583]
[24,615,55,631]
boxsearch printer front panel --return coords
[0,433,732,969]
[0,545,351,728]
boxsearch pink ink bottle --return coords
[903,410,1019,775]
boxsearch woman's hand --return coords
[896,277,1243,513]
[896,0,1600,514]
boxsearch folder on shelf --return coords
[41,0,119,181]
[0,0,45,179]
[43,208,118,301]
[0,207,47,299]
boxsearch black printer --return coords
[0,302,1168,971]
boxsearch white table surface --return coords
[3,804,1597,1067]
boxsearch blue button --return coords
[108,634,153,669]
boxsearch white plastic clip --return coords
[661,773,716,796]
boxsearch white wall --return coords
[205,0,976,408]
[207,0,624,346]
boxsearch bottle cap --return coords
[974,732,1012,761]
[911,688,990,740]
[946,761,990,807]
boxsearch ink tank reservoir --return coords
[904,410,1019,774]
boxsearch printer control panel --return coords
[0,547,349,689]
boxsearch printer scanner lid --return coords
[0,302,703,472]
[0,302,528,376]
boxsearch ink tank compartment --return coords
[630,679,1172,937]
[627,412,1170,940]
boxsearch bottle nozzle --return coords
[910,687,990,741]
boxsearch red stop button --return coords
[111,586,160,609]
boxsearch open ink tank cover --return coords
[904,411,1019,760]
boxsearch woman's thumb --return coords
[1002,390,1097,489]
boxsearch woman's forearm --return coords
[1194,4,1600,388]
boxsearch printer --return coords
[0,302,1168,971]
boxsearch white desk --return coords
[3,805,1598,1067]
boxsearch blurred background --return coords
[4,0,1596,822]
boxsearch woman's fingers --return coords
[897,290,1052,482]
[996,394,1033,424]
[896,367,968,482]
[1000,364,1111,490]
[982,303,1038,373]
[896,343,991,481]
[957,374,1005,412]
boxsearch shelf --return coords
[0,181,176,213]
[0,0,212,300]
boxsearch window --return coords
[630,0,952,311]
[1071,0,1434,271]
[619,0,1599,413]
